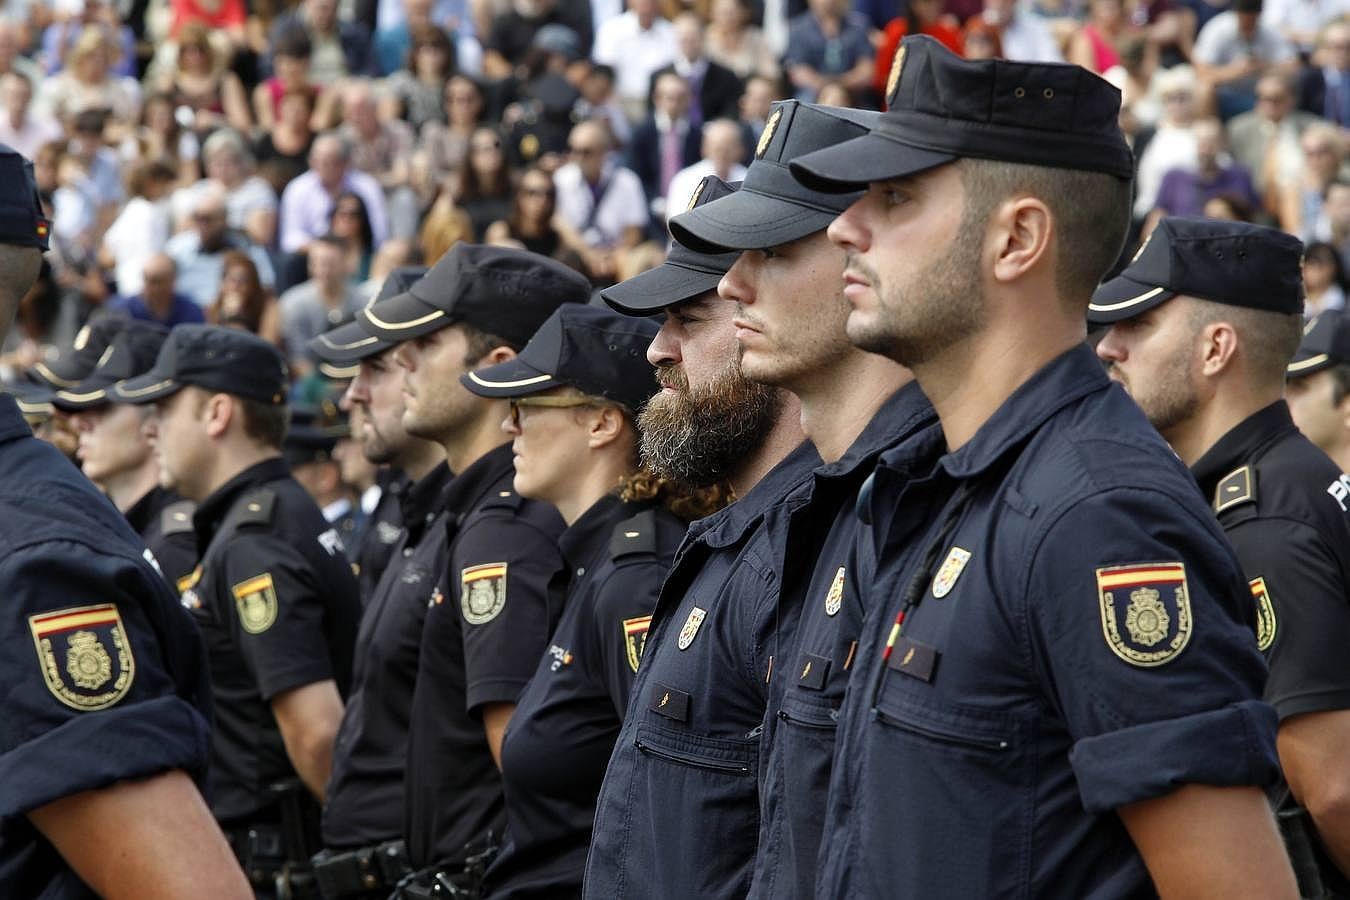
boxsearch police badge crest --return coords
[824,567,845,617]
[623,615,652,673]
[1096,563,1193,666]
[677,606,706,650]
[1249,576,1277,652]
[931,547,971,599]
[232,573,279,634]
[461,562,508,624]
[29,603,136,711]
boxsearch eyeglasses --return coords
[508,394,614,428]
[520,185,554,198]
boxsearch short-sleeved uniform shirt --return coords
[0,395,213,899]
[816,345,1281,898]
[748,382,936,900]
[1192,401,1350,721]
[184,456,361,825]
[584,440,821,900]
[125,485,198,591]
[323,462,453,850]
[483,495,686,900]
[404,443,567,871]
[355,469,410,605]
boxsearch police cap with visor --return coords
[1288,309,1350,378]
[51,321,169,411]
[111,324,290,405]
[308,265,428,379]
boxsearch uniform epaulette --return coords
[234,489,277,525]
[160,500,196,535]
[482,488,527,512]
[611,510,657,560]
[1214,465,1256,514]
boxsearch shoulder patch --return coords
[1214,466,1256,514]
[231,573,279,634]
[611,510,658,560]
[481,489,526,512]
[235,489,277,526]
[1096,563,1193,667]
[1250,576,1277,652]
[160,500,197,535]
[623,615,652,673]
[462,562,508,624]
[29,603,136,711]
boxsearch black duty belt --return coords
[225,821,321,899]
[312,839,412,900]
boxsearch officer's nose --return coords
[719,255,754,306]
[1095,327,1126,366]
[343,372,369,409]
[648,319,681,368]
[828,198,871,254]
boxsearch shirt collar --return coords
[194,456,291,541]
[691,439,821,548]
[1190,400,1297,497]
[399,461,454,541]
[125,486,171,533]
[441,442,515,517]
[557,492,626,571]
[820,380,936,479]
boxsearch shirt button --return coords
[576,567,585,577]
[403,548,414,557]
[425,513,434,524]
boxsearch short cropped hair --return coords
[238,397,288,449]
[1187,299,1303,389]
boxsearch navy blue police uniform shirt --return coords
[0,394,213,899]
[1192,401,1350,723]
[355,469,409,605]
[182,456,361,825]
[482,494,685,900]
[127,486,198,591]
[816,344,1281,899]
[323,462,453,849]
[404,443,567,871]
[748,382,937,900]
[584,440,821,900]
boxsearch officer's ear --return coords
[1198,320,1239,379]
[585,404,628,451]
[988,195,1052,288]
[203,392,235,439]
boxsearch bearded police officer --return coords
[0,144,251,899]
[52,321,198,589]
[112,325,361,898]
[789,36,1295,897]
[1094,217,1350,896]
[356,245,588,897]
[1287,310,1350,474]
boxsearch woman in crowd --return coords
[329,191,375,282]
[415,74,485,205]
[483,166,578,268]
[382,23,457,133]
[1303,241,1349,317]
[418,180,476,259]
[40,26,141,128]
[458,126,515,240]
[207,249,282,344]
[251,27,317,132]
[1068,0,1134,74]
[462,304,723,900]
[255,85,316,195]
[158,22,252,135]
[129,93,200,187]
[99,157,176,297]
[705,0,778,81]
[874,0,962,98]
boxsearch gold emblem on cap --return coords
[687,178,707,211]
[886,44,906,105]
[756,107,783,159]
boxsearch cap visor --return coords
[109,371,182,404]
[51,375,117,411]
[318,360,362,380]
[1287,350,1333,378]
[789,132,957,194]
[1086,276,1176,325]
[311,319,392,364]
[30,360,85,390]
[669,190,840,254]
[360,290,449,342]
[602,260,727,314]
[460,358,564,398]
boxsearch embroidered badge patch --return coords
[931,547,971,599]
[29,603,136,711]
[886,44,906,106]
[623,615,652,673]
[756,107,783,158]
[677,606,707,650]
[462,562,508,624]
[232,573,279,634]
[1096,563,1193,667]
[1249,576,1277,652]
[824,566,845,617]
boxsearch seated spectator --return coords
[66,109,124,212]
[784,0,873,102]
[252,28,319,133]
[664,117,745,222]
[592,0,677,121]
[0,72,62,160]
[128,93,199,189]
[279,132,389,256]
[961,15,1004,60]
[40,0,137,77]
[629,72,700,223]
[1324,179,1350,270]
[168,0,248,52]
[501,64,587,172]
[1277,122,1346,240]
[1110,34,1162,135]
[980,0,1063,62]
[373,0,480,70]
[1298,19,1350,127]
[338,79,418,238]
[278,234,365,372]
[705,0,778,82]
[255,86,317,195]
[875,0,962,99]
[485,0,594,81]
[650,13,742,125]
[1202,191,1256,220]
[457,126,516,238]
[106,254,206,327]
[380,22,457,130]
[1068,0,1135,74]
[1260,0,1346,56]
[484,165,582,269]
[554,119,646,282]
[1303,240,1349,316]
[268,0,375,82]
[101,158,176,297]
[38,25,141,126]
[414,73,482,200]
[328,191,375,281]
[574,64,631,148]
[1193,0,1297,119]
[1228,71,1318,196]
[166,185,276,306]
[207,250,283,344]
[155,22,252,135]
[1134,64,1200,219]
[0,20,42,84]
[418,185,475,260]
[1153,117,1257,217]
[177,128,279,248]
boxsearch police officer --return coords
[1287,309,1350,473]
[463,304,702,899]
[586,166,823,896]
[355,244,589,896]
[52,320,198,589]
[669,103,939,899]
[286,401,365,558]
[789,36,1295,896]
[308,285,452,900]
[310,267,437,601]
[111,325,361,898]
[1093,217,1350,895]
[0,144,251,898]
[26,309,128,393]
